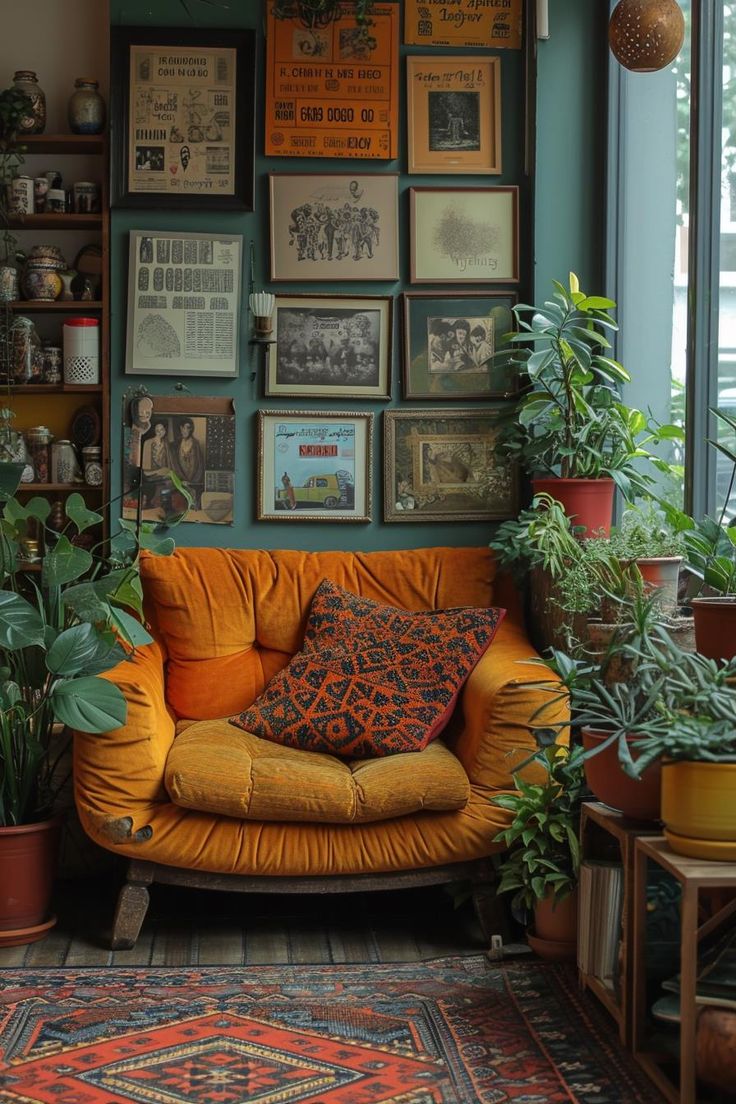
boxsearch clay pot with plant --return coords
[499,274,684,537]
[491,742,588,960]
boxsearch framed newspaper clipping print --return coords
[406,56,502,175]
[125,229,242,377]
[110,26,256,210]
[266,295,392,399]
[384,409,517,522]
[257,410,373,522]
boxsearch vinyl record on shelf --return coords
[71,404,101,449]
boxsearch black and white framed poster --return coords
[266,295,392,399]
[125,229,242,377]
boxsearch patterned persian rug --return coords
[0,956,662,1103]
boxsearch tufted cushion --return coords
[229,580,504,758]
[165,719,471,823]
[139,547,501,721]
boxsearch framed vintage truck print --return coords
[404,0,522,49]
[409,186,519,283]
[265,4,399,159]
[110,26,256,209]
[266,295,392,399]
[406,57,501,175]
[403,292,518,399]
[257,410,373,522]
[270,173,400,281]
[384,409,517,522]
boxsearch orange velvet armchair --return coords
[73,546,564,948]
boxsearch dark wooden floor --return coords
[0,866,503,968]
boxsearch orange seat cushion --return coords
[165,719,471,823]
[230,579,504,758]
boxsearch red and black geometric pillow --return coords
[229,579,504,758]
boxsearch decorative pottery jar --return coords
[0,265,19,302]
[12,316,42,382]
[42,345,62,384]
[50,439,83,485]
[82,445,103,486]
[67,78,105,135]
[12,70,46,134]
[26,425,53,483]
[21,245,65,301]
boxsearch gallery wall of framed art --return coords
[108,0,533,551]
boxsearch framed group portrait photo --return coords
[410,186,519,283]
[406,56,502,175]
[257,410,373,522]
[403,292,518,400]
[384,409,517,523]
[110,25,256,210]
[266,295,392,400]
[269,173,400,281]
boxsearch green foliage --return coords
[499,274,684,494]
[491,743,588,912]
[0,466,192,826]
[610,500,685,560]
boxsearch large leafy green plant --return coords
[0,464,190,826]
[490,743,587,911]
[500,274,683,498]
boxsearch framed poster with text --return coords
[404,0,522,49]
[110,26,256,210]
[265,6,399,159]
[407,56,501,174]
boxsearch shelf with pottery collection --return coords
[1,71,110,555]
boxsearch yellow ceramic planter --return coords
[661,761,736,861]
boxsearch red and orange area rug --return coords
[0,956,660,1103]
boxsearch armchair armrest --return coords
[73,638,176,847]
[452,616,569,791]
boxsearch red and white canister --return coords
[62,316,99,384]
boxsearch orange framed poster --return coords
[404,0,522,49]
[265,6,399,159]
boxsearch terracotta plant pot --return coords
[635,556,682,616]
[526,930,577,962]
[691,597,736,661]
[582,727,661,821]
[531,477,615,538]
[0,816,61,947]
[661,761,736,860]
[534,888,578,943]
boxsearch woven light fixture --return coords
[609,0,685,72]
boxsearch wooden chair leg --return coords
[110,861,154,950]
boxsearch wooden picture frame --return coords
[266,295,392,400]
[110,25,256,210]
[402,292,518,400]
[269,173,400,282]
[406,56,502,175]
[409,186,519,284]
[257,410,373,522]
[125,229,242,377]
[383,409,517,522]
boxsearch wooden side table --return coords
[632,837,736,1104]
[579,802,660,1046]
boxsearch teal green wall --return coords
[534,0,606,298]
[111,0,603,551]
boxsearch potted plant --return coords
[0,463,190,945]
[609,499,685,616]
[491,741,588,960]
[499,273,684,536]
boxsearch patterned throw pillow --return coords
[229,579,504,758]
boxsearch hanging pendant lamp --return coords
[609,0,685,72]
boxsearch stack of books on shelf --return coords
[578,860,624,989]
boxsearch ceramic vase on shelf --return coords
[67,78,105,134]
[21,245,66,302]
[0,265,19,303]
[12,70,46,134]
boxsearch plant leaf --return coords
[50,676,128,732]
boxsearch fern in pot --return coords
[0,463,190,945]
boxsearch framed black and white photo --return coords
[403,292,518,399]
[410,187,519,283]
[407,57,502,175]
[266,296,392,400]
[110,26,256,210]
[257,410,373,522]
[125,229,242,377]
[384,409,517,523]
[269,173,400,282]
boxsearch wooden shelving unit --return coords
[6,132,109,541]
[578,802,661,1046]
